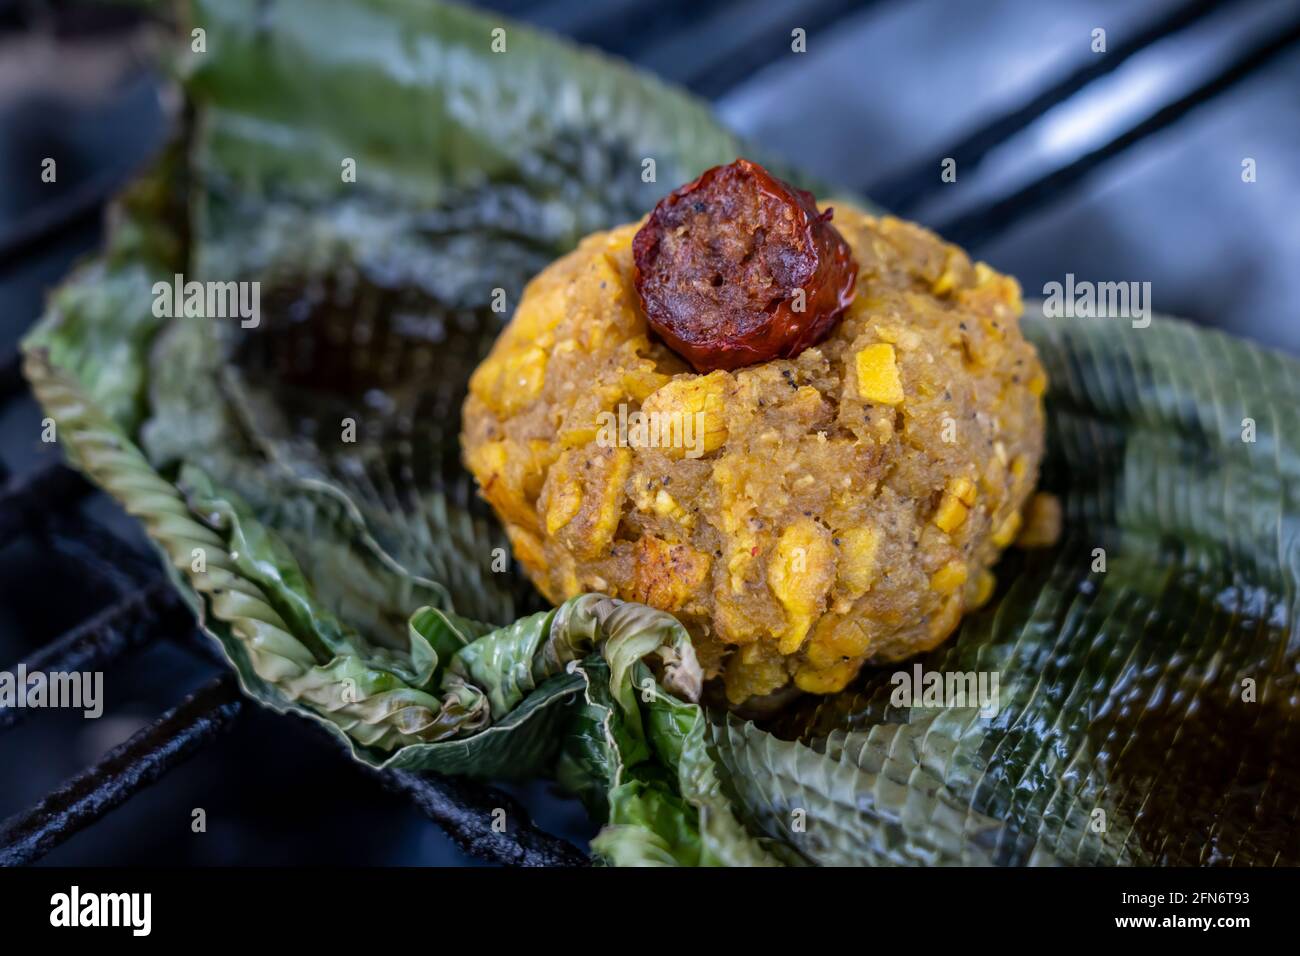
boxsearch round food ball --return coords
[461,204,1046,703]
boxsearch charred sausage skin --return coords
[632,158,858,372]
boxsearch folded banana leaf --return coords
[23,0,1300,866]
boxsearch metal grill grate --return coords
[2,0,1296,867]
[0,553,588,865]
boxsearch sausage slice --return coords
[632,158,858,372]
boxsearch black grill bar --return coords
[935,12,1300,249]
[165,632,589,865]
[868,0,1243,212]
[0,164,132,276]
[641,0,880,99]
[0,675,243,866]
[526,0,720,51]
[376,767,589,867]
[0,463,92,541]
[0,579,190,735]
[0,348,21,400]
[43,514,167,593]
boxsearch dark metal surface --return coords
[936,10,1300,247]
[0,579,184,734]
[0,349,20,398]
[376,769,589,867]
[0,463,91,541]
[714,0,1300,354]
[0,676,244,866]
[0,161,137,269]
[869,0,1239,212]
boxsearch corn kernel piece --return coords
[838,526,881,596]
[931,560,968,594]
[992,510,1023,547]
[948,475,977,507]
[931,253,962,297]
[971,569,996,608]
[855,343,905,405]
[768,519,837,655]
[934,493,969,533]
[1027,370,1048,397]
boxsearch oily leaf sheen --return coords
[21,0,1300,865]
[750,309,1300,866]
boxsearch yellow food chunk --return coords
[972,262,1023,316]
[648,487,692,525]
[558,423,601,449]
[468,345,547,418]
[1016,492,1062,548]
[507,268,569,342]
[726,642,793,703]
[794,659,860,694]
[992,510,1023,547]
[541,446,631,557]
[837,526,881,595]
[505,525,547,577]
[930,252,963,297]
[768,519,837,654]
[622,364,671,402]
[640,372,729,457]
[855,343,905,405]
[465,440,538,531]
[948,475,977,506]
[631,536,711,612]
[926,594,964,643]
[524,439,559,498]
[874,324,921,351]
[971,569,996,608]
[934,476,976,531]
[934,494,969,533]
[931,560,968,594]
[544,471,582,535]
[585,447,632,556]
[805,615,873,670]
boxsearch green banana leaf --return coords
[22,0,1300,866]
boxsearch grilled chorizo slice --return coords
[632,158,858,372]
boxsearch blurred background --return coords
[1,0,1297,865]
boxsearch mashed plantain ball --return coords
[461,205,1046,703]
